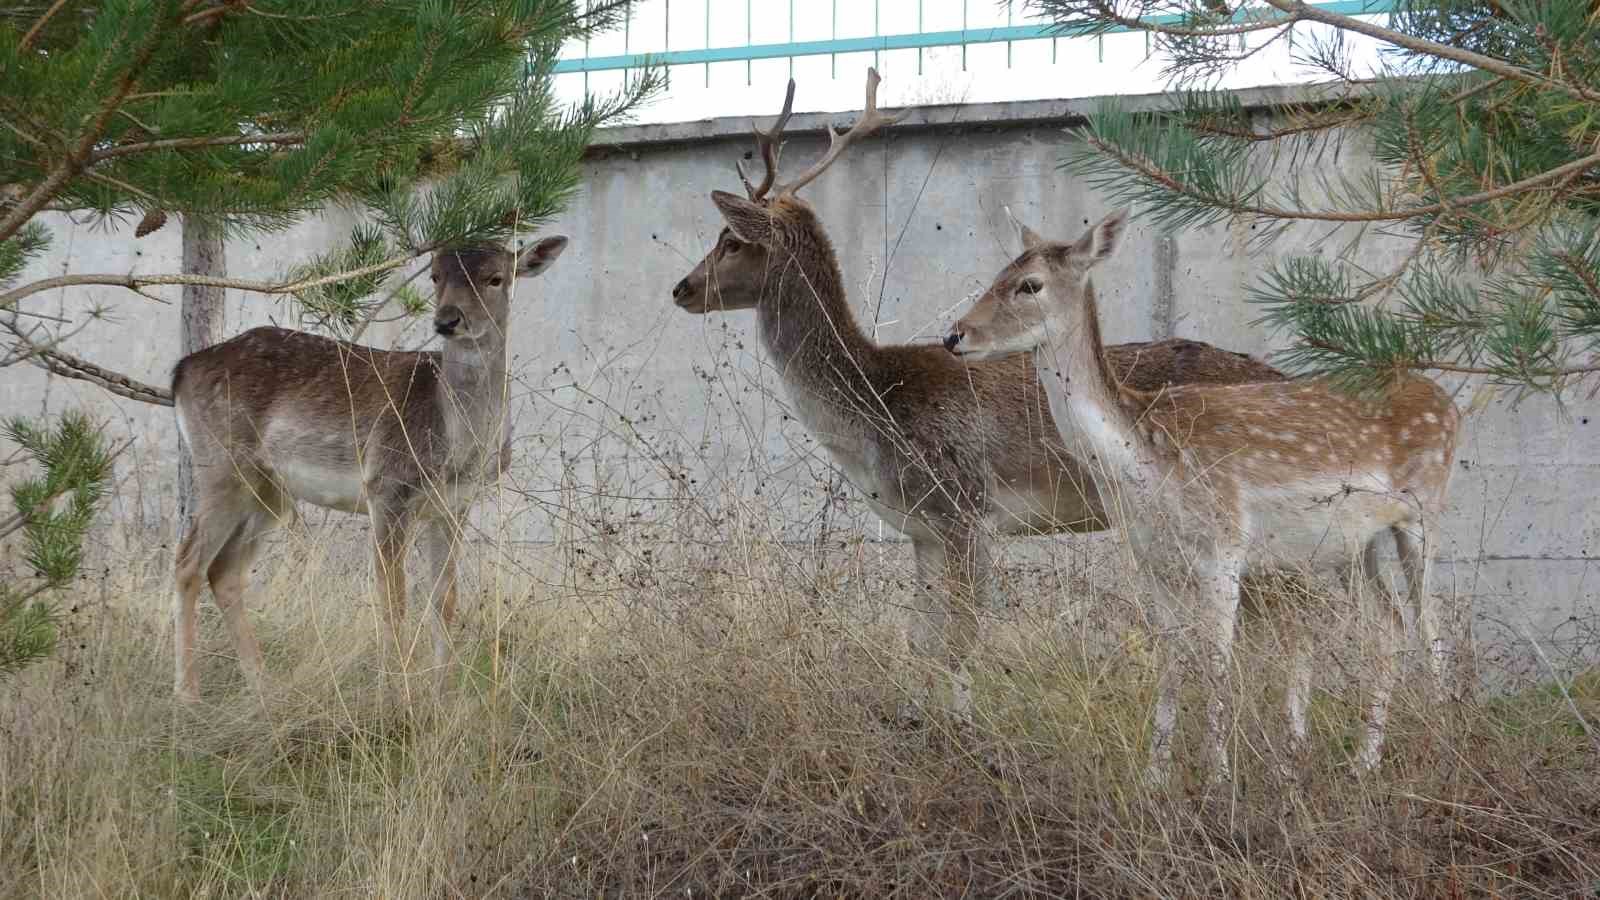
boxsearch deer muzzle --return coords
[434,305,464,337]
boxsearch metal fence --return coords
[552,0,1396,79]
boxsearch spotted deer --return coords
[669,69,1284,717]
[945,210,1458,779]
[170,236,568,701]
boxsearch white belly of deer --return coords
[256,421,366,512]
[271,454,366,513]
[1241,477,1416,571]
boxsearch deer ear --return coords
[517,235,568,278]
[1005,205,1046,252]
[711,190,774,244]
[1072,208,1128,266]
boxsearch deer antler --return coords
[774,67,906,199]
[737,78,796,202]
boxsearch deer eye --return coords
[1018,276,1045,295]
[724,238,743,255]
[488,275,504,288]
[430,272,440,284]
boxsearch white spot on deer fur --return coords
[1430,450,1445,465]
[1303,443,1318,455]
[1399,428,1411,441]
[1423,412,1439,424]
[1267,449,1281,460]
[1277,431,1299,443]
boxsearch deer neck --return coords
[754,234,875,401]
[1031,280,1156,491]
[436,334,510,465]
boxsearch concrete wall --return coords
[4,89,1596,673]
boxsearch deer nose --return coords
[434,306,463,336]
[943,332,963,353]
[672,278,690,301]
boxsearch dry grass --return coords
[1,520,1597,900]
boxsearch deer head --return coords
[671,69,905,314]
[943,209,1129,361]
[431,235,568,341]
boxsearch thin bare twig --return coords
[0,312,95,369]
[16,0,69,52]
[88,130,304,163]
[21,340,175,406]
[0,250,430,312]
[348,265,428,343]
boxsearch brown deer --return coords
[170,236,568,701]
[669,69,1284,717]
[945,210,1458,780]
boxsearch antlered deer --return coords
[670,70,1284,716]
[171,237,568,701]
[945,210,1457,780]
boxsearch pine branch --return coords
[181,1,249,27]
[16,0,70,52]
[0,1,175,244]
[2,0,658,409]
[1268,0,1600,104]
[87,131,305,163]
[1087,132,1600,224]
[25,345,174,407]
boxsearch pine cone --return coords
[134,209,168,238]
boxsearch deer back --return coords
[174,328,451,502]
[1136,374,1460,505]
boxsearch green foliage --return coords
[0,1,658,329]
[287,224,404,333]
[0,223,50,290]
[167,751,302,891]
[1036,0,1600,394]
[1,410,115,679]
[0,601,56,681]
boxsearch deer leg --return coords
[903,525,984,721]
[1195,549,1243,785]
[937,526,988,722]
[173,491,251,702]
[1355,539,1405,772]
[902,535,948,719]
[422,516,462,674]
[1143,569,1183,788]
[206,511,273,695]
[368,493,417,673]
[1394,525,1446,697]
[1283,617,1313,750]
